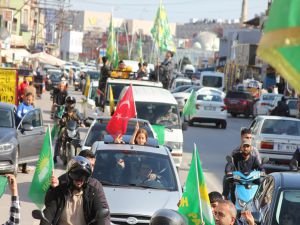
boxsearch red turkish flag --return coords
[106,85,136,137]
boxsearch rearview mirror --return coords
[22,123,33,131]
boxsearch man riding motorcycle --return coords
[223,139,263,203]
[51,82,68,119]
[54,96,84,164]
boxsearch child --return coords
[130,123,148,145]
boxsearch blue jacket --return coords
[16,102,34,119]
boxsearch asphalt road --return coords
[0,87,252,224]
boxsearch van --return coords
[199,71,224,91]
[120,86,186,167]
[102,78,163,116]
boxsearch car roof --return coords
[91,116,151,123]
[92,141,169,156]
[107,78,163,87]
[256,115,300,122]
[130,86,177,104]
[271,172,300,189]
[0,102,16,110]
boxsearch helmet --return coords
[65,96,76,109]
[67,156,92,181]
[150,209,187,225]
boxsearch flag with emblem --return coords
[106,15,119,69]
[28,126,54,209]
[182,89,196,116]
[151,0,176,52]
[178,144,215,225]
[257,0,300,93]
[106,85,136,137]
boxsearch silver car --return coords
[91,138,182,224]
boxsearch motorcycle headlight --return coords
[233,174,241,180]
[165,141,182,150]
[0,143,14,152]
[67,129,77,138]
[238,199,247,208]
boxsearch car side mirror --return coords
[252,211,262,225]
[182,122,188,131]
[22,123,33,131]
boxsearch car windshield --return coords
[0,109,13,128]
[87,71,100,80]
[135,102,180,129]
[84,120,154,147]
[171,85,192,93]
[92,150,178,191]
[202,76,222,88]
[262,95,276,101]
[50,73,61,81]
[197,94,222,102]
[273,190,300,225]
[184,86,201,93]
[261,119,300,136]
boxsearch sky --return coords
[69,0,269,23]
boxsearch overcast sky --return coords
[69,0,269,23]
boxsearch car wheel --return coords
[216,122,221,128]
[13,149,19,176]
[221,121,227,129]
[231,113,237,117]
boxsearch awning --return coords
[10,35,27,48]
[29,52,66,67]
[1,48,31,62]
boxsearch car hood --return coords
[0,127,17,143]
[104,187,180,216]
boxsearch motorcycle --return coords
[56,120,81,165]
[32,208,109,225]
[225,156,264,211]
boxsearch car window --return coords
[273,190,300,225]
[261,119,300,136]
[262,95,276,101]
[85,121,154,147]
[0,108,13,128]
[249,119,260,135]
[288,100,298,109]
[255,177,273,209]
[197,94,222,102]
[21,109,42,128]
[93,150,178,191]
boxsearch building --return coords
[60,31,83,61]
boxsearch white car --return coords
[188,92,227,128]
[249,116,300,166]
[172,86,202,112]
[253,93,283,116]
[170,77,192,90]
[91,138,182,225]
[287,98,298,118]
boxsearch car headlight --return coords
[0,143,14,152]
[67,129,77,138]
[165,141,182,150]
[238,199,246,208]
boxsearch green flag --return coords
[178,145,215,225]
[28,127,54,209]
[151,1,176,52]
[0,176,8,198]
[106,15,119,69]
[182,90,196,116]
[257,0,300,92]
[51,123,59,140]
[152,124,165,145]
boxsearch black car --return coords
[45,69,62,91]
[247,172,300,225]
[0,102,45,175]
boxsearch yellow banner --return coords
[0,69,17,104]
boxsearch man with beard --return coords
[223,139,263,201]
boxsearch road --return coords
[0,87,252,224]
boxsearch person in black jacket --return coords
[50,151,110,225]
[42,156,104,225]
[270,96,290,117]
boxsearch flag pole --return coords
[48,124,54,171]
[194,143,204,224]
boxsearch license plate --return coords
[277,143,299,151]
[204,106,216,111]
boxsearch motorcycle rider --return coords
[223,139,263,202]
[54,96,84,164]
[41,156,104,225]
[51,82,68,119]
